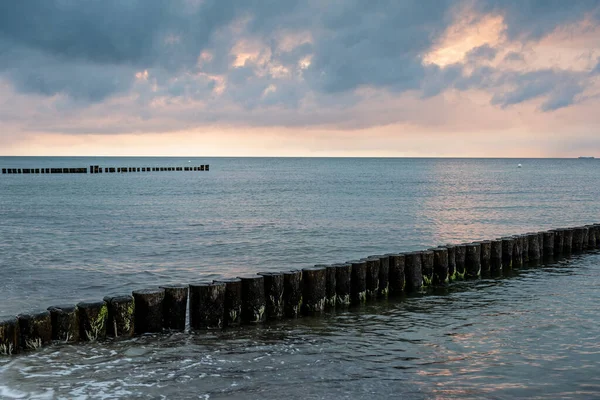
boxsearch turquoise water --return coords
[1,157,599,398]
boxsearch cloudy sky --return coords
[1,0,600,157]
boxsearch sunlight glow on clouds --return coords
[1,0,600,156]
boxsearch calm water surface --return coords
[0,157,599,398]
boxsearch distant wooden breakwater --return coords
[1,224,599,356]
[1,165,210,174]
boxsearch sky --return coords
[1,0,600,157]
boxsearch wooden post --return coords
[283,270,302,318]
[160,284,188,331]
[238,275,266,323]
[527,233,541,262]
[501,237,514,271]
[103,295,135,338]
[350,260,367,305]
[465,243,481,279]
[572,227,585,252]
[543,231,555,258]
[454,244,467,280]
[477,240,492,274]
[405,252,423,292]
[213,278,242,327]
[325,265,338,308]
[420,250,434,287]
[387,253,406,295]
[258,272,285,319]
[563,228,574,253]
[375,255,389,298]
[363,257,380,300]
[47,304,79,343]
[132,289,165,334]
[490,239,502,273]
[77,300,108,341]
[333,263,352,307]
[17,311,52,350]
[512,235,523,268]
[189,282,225,330]
[0,317,20,355]
[432,247,449,285]
[583,226,590,250]
[302,266,327,314]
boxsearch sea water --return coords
[0,157,599,398]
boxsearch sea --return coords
[0,157,599,399]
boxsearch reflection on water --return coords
[2,253,600,399]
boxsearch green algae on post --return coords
[333,263,352,308]
[0,317,19,356]
[48,304,79,343]
[77,300,108,342]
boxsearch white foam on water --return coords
[0,386,55,399]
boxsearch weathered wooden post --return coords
[302,266,327,314]
[527,233,541,262]
[333,263,352,307]
[47,305,79,343]
[0,317,20,355]
[375,255,390,298]
[103,295,135,338]
[364,257,380,300]
[258,272,285,319]
[582,226,590,250]
[213,278,242,327]
[585,225,597,249]
[159,284,188,331]
[325,265,338,307]
[432,247,449,285]
[572,227,585,252]
[443,245,457,281]
[454,244,467,280]
[543,231,555,259]
[350,260,367,305]
[553,229,564,256]
[563,228,574,254]
[490,239,502,273]
[132,289,165,334]
[239,275,266,323]
[77,300,108,341]
[420,250,434,287]
[387,253,406,295]
[405,252,423,292]
[283,270,303,318]
[17,311,52,350]
[465,243,481,279]
[477,240,492,274]
[520,234,529,264]
[512,235,523,268]
[189,282,225,329]
[501,237,514,270]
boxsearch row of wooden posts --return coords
[0,223,599,356]
[1,165,210,174]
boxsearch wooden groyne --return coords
[1,224,599,355]
[1,165,210,175]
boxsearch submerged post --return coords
[132,288,165,334]
[160,284,188,331]
[490,239,502,273]
[283,270,303,318]
[350,260,367,305]
[189,282,225,330]
[213,278,242,327]
[103,295,135,338]
[302,266,327,314]
[17,311,52,350]
[432,247,449,285]
[333,263,352,307]
[258,272,285,319]
[404,252,423,292]
[47,305,79,343]
[364,257,380,300]
[465,243,481,279]
[420,250,434,287]
[77,300,108,342]
[387,253,406,295]
[239,275,266,323]
[0,317,20,355]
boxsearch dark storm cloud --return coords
[0,0,599,116]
